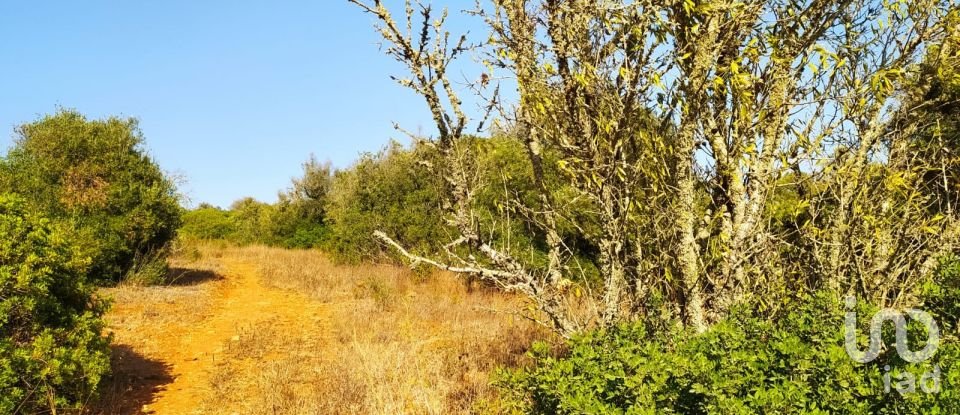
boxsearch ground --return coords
[91,244,546,414]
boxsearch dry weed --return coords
[198,245,551,414]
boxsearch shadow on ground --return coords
[165,267,223,286]
[89,345,173,415]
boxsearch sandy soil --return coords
[98,258,329,414]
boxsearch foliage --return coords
[228,197,279,245]
[181,207,237,241]
[0,109,183,282]
[180,156,334,250]
[498,293,960,414]
[271,155,334,249]
[903,11,960,211]
[179,136,598,269]
[325,140,450,262]
[351,0,960,335]
[921,254,960,332]
[281,154,332,223]
[0,194,111,413]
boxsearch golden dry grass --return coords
[92,242,551,414]
[199,245,551,414]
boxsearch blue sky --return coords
[0,1,487,207]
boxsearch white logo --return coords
[843,296,941,394]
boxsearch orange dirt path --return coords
[128,259,329,414]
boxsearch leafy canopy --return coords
[0,109,182,281]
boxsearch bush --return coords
[0,110,183,282]
[228,197,278,245]
[279,219,329,249]
[325,141,450,262]
[498,292,960,414]
[180,207,237,241]
[921,254,960,332]
[124,245,172,286]
[179,201,330,250]
[0,194,111,413]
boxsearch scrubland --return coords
[91,242,549,414]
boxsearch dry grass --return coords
[86,242,549,414]
[198,245,551,414]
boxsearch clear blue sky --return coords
[0,1,486,208]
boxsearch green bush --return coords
[0,109,183,282]
[178,137,601,271]
[922,255,960,332]
[325,141,450,262]
[179,202,330,249]
[0,194,111,413]
[180,207,236,240]
[498,292,960,414]
[179,153,333,249]
[279,218,329,249]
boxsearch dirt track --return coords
[101,258,328,414]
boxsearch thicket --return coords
[0,195,111,413]
[0,110,183,411]
[180,137,604,276]
[346,0,960,413]
[180,141,451,258]
[496,285,960,414]
[0,110,183,283]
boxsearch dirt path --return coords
[105,258,329,414]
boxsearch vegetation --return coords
[497,255,960,413]
[180,137,592,269]
[0,109,183,283]
[0,110,183,411]
[345,0,960,413]
[498,289,960,414]
[351,0,960,335]
[0,194,110,413]
[1,0,958,412]
[325,141,449,262]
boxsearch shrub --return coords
[325,141,450,262]
[0,109,183,282]
[228,197,278,245]
[123,245,172,286]
[921,254,960,332]
[498,293,960,414]
[181,207,237,241]
[0,194,111,413]
[279,219,329,249]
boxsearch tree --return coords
[901,11,960,212]
[0,110,183,282]
[351,0,957,335]
[280,154,334,222]
[270,155,335,248]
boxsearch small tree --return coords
[229,197,277,245]
[0,109,183,282]
[281,155,334,221]
[270,155,335,248]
